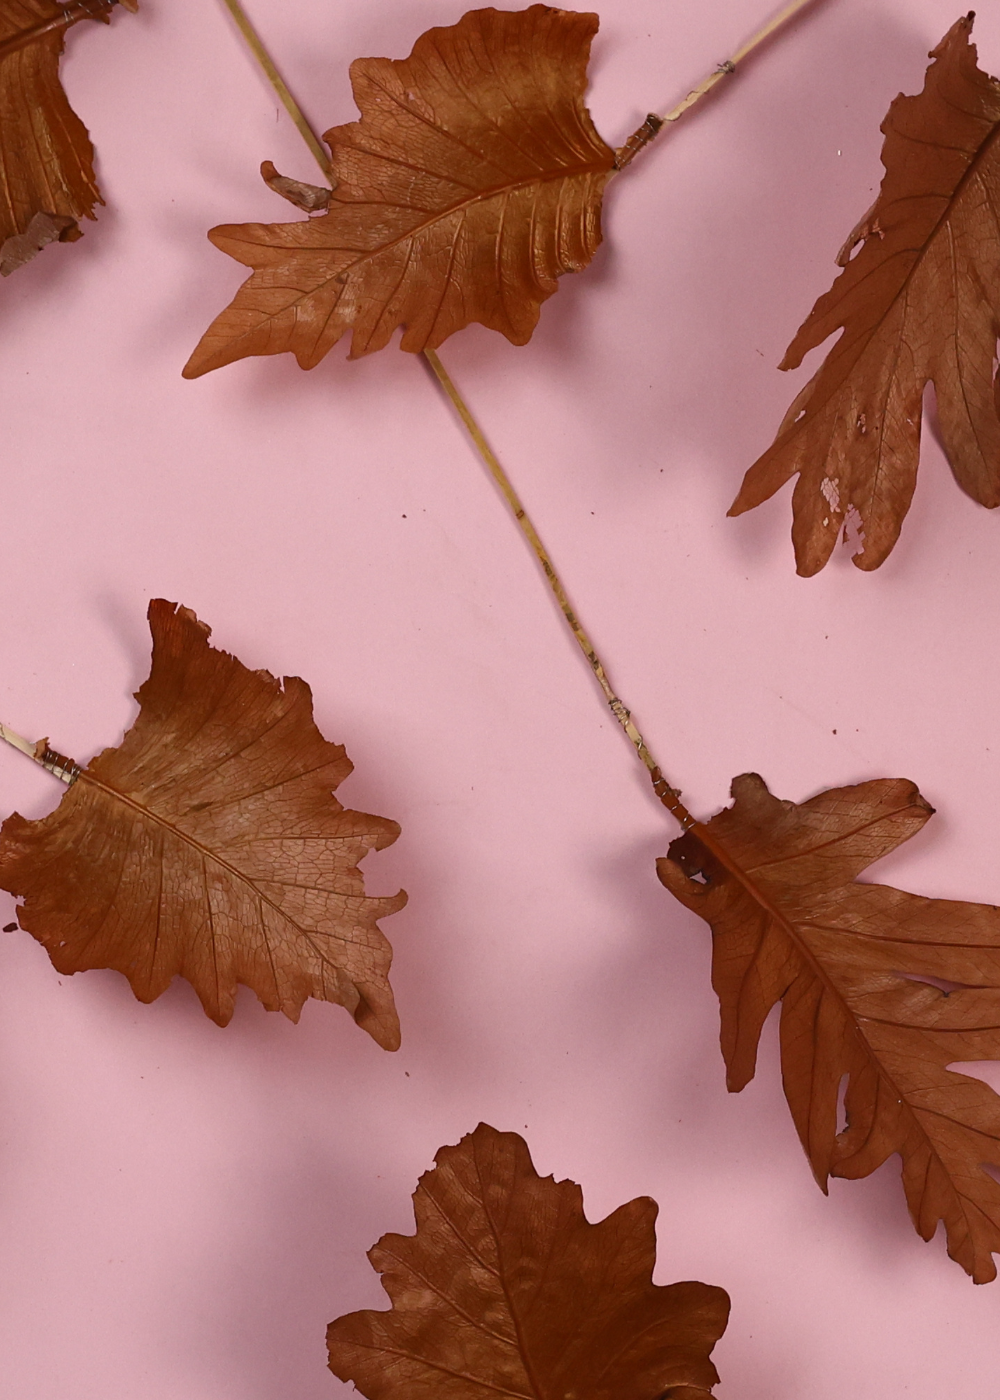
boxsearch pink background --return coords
[1,0,999,1394]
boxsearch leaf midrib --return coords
[225,159,612,324]
[693,802,976,1230]
[781,100,1000,438]
[471,1156,546,1398]
[80,770,353,961]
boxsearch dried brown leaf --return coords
[183,5,615,376]
[730,15,1000,574]
[0,600,406,1047]
[327,1122,730,1399]
[0,0,131,274]
[658,772,1000,1282]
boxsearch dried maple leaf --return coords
[0,600,406,1047]
[183,5,615,376]
[730,15,1000,575]
[658,772,1000,1282]
[0,0,136,276]
[327,1122,730,1399]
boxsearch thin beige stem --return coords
[0,724,79,784]
[615,0,820,168]
[668,0,817,120]
[421,350,698,829]
[218,0,334,179]
[418,359,794,888]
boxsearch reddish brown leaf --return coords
[0,600,406,1047]
[0,0,134,276]
[730,15,1000,574]
[658,772,1000,1282]
[183,5,615,376]
[327,1122,730,1399]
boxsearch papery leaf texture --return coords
[0,0,135,276]
[327,1122,730,1399]
[183,5,615,376]
[658,772,1000,1282]
[731,15,1000,574]
[0,600,406,1047]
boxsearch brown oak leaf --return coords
[0,0,136,276]
[658,772,1000,1282]
[183,5,615,376]
[327,1122,730,1399]
[0,600,406,1047]
[730,15,1000,575]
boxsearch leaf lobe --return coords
[659,771,1000,1281]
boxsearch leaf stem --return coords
[0,0,134,62]
[421,350,696,827]
[0,724,79,784]
[217,0,334,179]
[615,0,821,168]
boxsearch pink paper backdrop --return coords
[1,0,999,1395]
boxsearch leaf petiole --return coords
[421,348,697,830]
[0,723,79,784]
[0,0,136,63]
[217,0,334,178]
[615,0,822,168]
